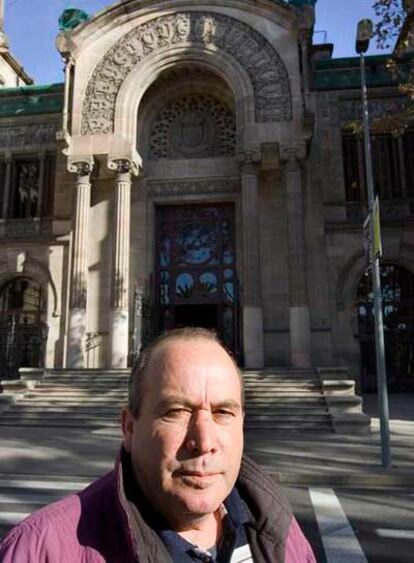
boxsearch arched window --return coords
[0,277,44,325]
[0,277,47,379]
[357,264,414,391]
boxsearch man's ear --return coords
[122,407,135,452]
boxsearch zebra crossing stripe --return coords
[309,488,368,563]
[375,528,414,540]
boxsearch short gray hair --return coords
[128,327,243,417]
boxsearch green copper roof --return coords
[313,55,412,90]
[289,0,318,6]
[59,8,90,31]
[0,83,64,117]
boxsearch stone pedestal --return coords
[66,160,92,368]
[240,149,264,369]
[108,159,132,368]
[281,143,311,367]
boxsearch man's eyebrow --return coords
[157,397,242,411]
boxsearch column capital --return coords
[280,142,307,169]
[108,152,141,177]
[68,156,94,177]
[238,147,261,175]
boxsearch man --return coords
[0,328,316,562]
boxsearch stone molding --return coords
[0,124,58,149]
[81,12,292,134]
[147,177,239,197]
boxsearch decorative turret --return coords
[59,7,90,32]
[0,0,33,87]
[0,0,9,49]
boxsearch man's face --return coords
[122,338,244,528]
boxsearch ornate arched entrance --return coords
[155,203,240,359]
[357,264,414,391]
[0,277,48,379]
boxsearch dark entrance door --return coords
[155,203,240,358]
[174,304,218,330]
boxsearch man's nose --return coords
[186,410,217,455]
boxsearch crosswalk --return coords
[1,479,413,563]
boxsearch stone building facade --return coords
[0,0,413,392]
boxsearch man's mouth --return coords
[174,470,221,487]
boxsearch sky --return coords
[2,0,388,85]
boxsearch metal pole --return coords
[360,52,391,468]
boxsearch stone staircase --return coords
[243,368,370,435]
[0,369,129,428]
[0,366,370,434]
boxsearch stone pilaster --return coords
[281,142,311,367]
[107,158,134,368]
[1,152,12,219]
[66,159,93,368]
[239,148,264,369]
[35,151,46,218]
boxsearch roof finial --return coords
[0,0,9,49]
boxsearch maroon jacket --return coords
[0,454,316,562]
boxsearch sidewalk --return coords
[0,394,412,487]
[245,392,414,487]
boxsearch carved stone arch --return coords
[115,46,253,150]
[0,254,59,317]
[81,11,292,137]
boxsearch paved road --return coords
[1,477,414,562]
[288,486,414,563]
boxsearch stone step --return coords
[1,405,122,413]
[246,407,329,417]
[5,399,124,407]
[2,411,121,421]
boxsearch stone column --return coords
[281,143,311,367]
[108,159,132,368]
[66,160,93,368]
[239,149,264,369]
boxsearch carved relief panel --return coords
[148,94,236,159]
[81,12,292,135]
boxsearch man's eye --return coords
[213,409,235,420]
[164,408,191,418]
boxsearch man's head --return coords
[122,328,244,530]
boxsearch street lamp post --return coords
[356,19,391,468]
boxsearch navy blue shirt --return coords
[157,488,252,563]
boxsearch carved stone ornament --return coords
[280,142,306,167]
[147,178,239,197]
[149,94,236,159]
[108,158,139,176]
[0,124,57,149]
[238,148,262,174]
[81,12,292,134]
[68,160,93,177]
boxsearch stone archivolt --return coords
[148,94,236,159]
[81,12,292,135]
